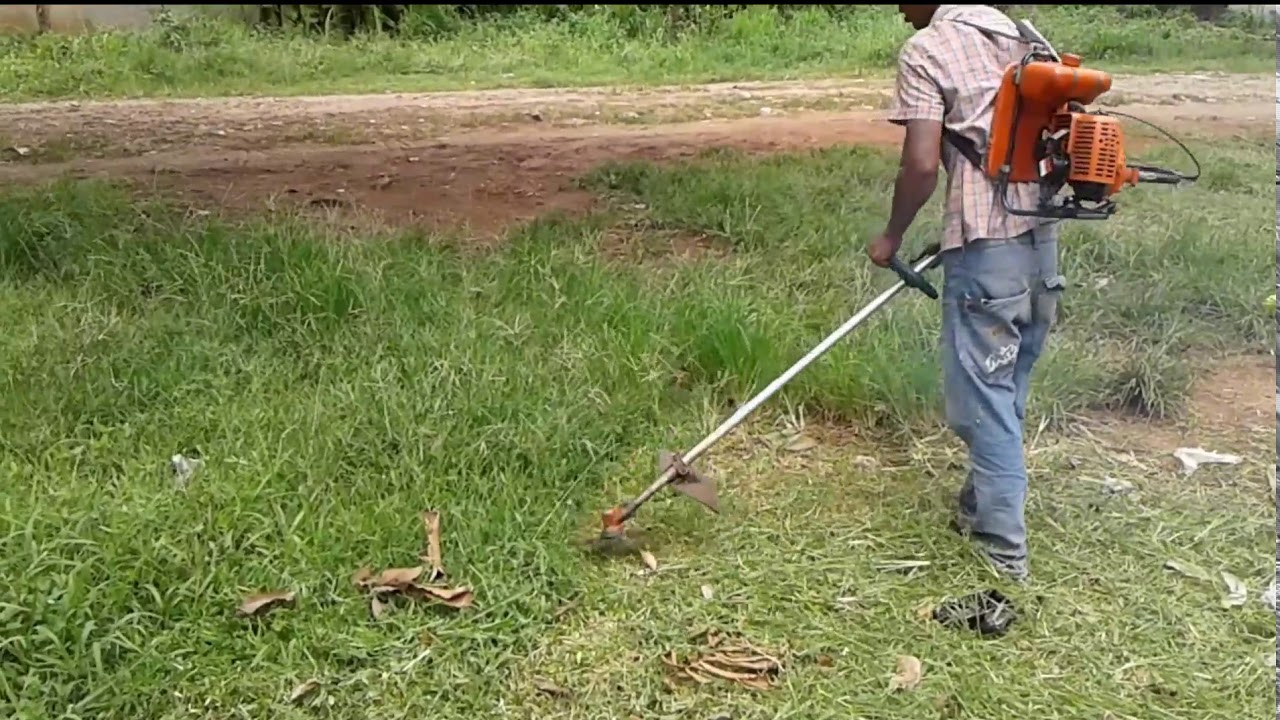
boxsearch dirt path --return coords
[0,71,1271,236]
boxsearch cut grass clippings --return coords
[0,134,1273,718]
[0,5,1272,102]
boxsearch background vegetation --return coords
[0,4,1272,100]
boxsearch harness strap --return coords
[932,15,1045,172]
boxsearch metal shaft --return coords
[620,252,940,518]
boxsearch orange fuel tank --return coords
[984,54,1113,182]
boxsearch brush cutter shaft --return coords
[619,252,940,520]
[683,252,939,462]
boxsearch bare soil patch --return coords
[0,72,1270,240]
[1083,353,1276,457]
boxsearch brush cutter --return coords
[596,245,942,546]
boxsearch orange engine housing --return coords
[985,52,1136,194]
[1050,112,1139,196]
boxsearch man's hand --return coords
[867,232,904,268]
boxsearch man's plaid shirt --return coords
[886,4,1053,251]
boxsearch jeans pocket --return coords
[1036,274,1067,329]
[955,287,1033,384]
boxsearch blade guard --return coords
[659,450,719,513]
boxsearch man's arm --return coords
[884,119,942,240]
[867,41,946,266]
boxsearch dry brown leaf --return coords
[889,655,923,692]
[370,595,390,620]
[552,599,579,621]
[533,677,572,699]
[851,455,880,469]
[934,694,962,718]
[351,567,373,588]
[687,628,724,648]
[287,679,320,704]
[914,601,936,623]
[683,667,714,685]
[408,583,475,609]
[665,639,782,691]
[784,433,819,453]
[710,652,779,673]
[815,654,835,668]
[639,550,659,572]
[419,510,446,582]
[236,590,296,618]
[373,566,425,588]
[738,676,773,691]
[693,660,761,682]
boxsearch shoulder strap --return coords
[934,13,1040,171]
[942,128,984,169]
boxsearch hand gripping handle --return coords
[887,253,939,300]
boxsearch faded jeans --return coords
[940,224,1064,574]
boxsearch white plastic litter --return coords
[1261,575,1276,611]
[170,453,203,489]
[1220,571,1248,608]
[1172,447,1241,476]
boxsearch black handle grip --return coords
[888,255,939,300]
[1135,167,1184,185]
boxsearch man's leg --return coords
[940,232,1045,580]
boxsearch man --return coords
[867,4,1065,582]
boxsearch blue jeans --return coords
[940,225,1064,575]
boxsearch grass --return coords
[0,5,1273,102]
[0,133,1273,719]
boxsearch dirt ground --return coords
[0,71,1273,237]
[0,70,1274,433]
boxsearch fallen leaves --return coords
[664,632,783,691]
[408,583,475,609]
[354,563,474,615]
[533,677,572,699]
[352,508,475,618]
[784,433,819,453]
[236,590,296,618]
[287,679,321,704]
[367,566,425,588]
[419,510,446,583]
[370,595,390,621]
[639,550,659,573]
[888,655,923,692]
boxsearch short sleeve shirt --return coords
[885,4,1052,250]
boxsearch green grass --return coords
[0,135,1273,718]
[0,5,1273,101]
